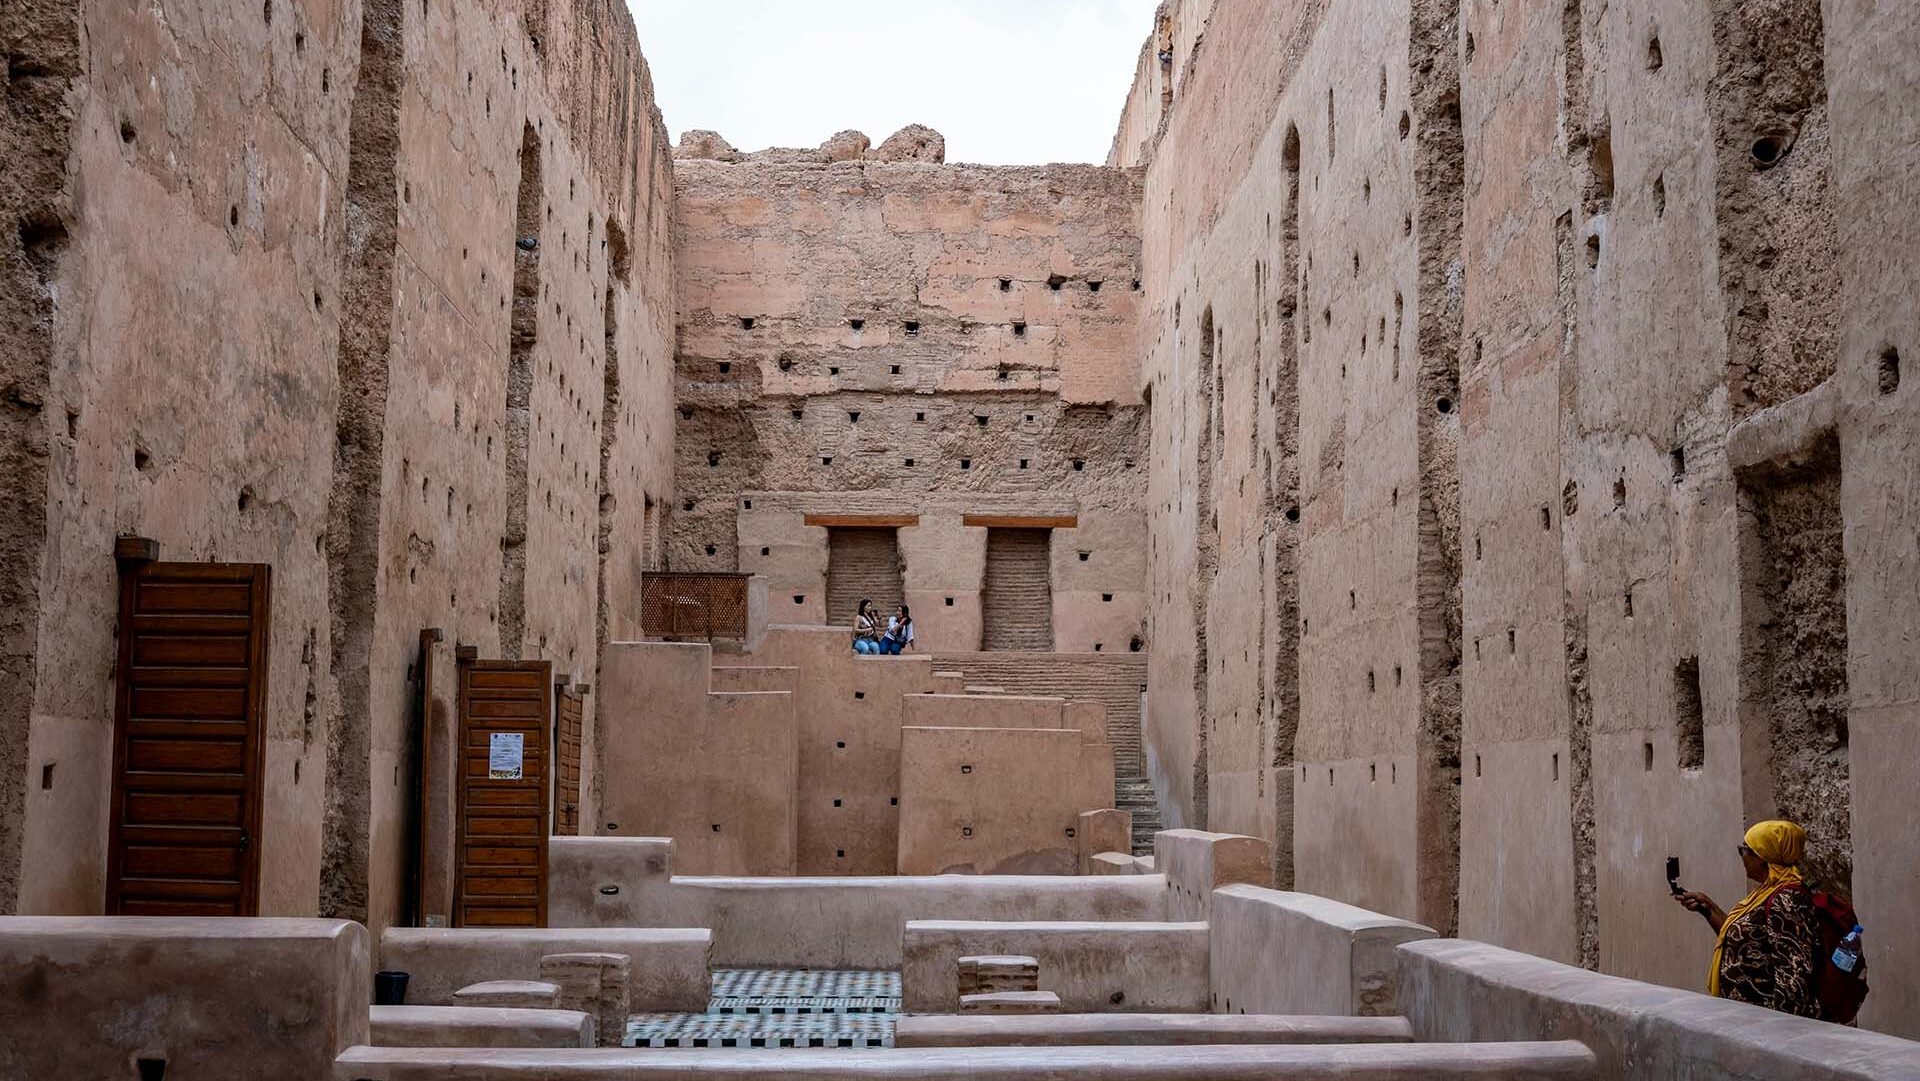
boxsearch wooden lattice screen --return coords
[639,573,751,639]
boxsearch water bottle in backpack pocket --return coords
[1813,892,1870,1025]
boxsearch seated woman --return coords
[852,599,882,654]
[879,604,914,655]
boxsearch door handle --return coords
[238,829,251,853]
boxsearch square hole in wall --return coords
[849,318,864,331]
[890,796,898,806]
[836,741,846,749]
[999,278,1012,292]
[718,362,731,374]
[890,364,901,375]
[903,321,920,335]
[833,799,842,807]
[822,456,833,466]
[976,414,989,427]
[854,691,865,700]
[1102,593,1113,603]
[1072,459,1085,471]
[1078,551,1090,562]
[740,317,756,330]
[959,459,972,470]
[761,546,771,556]
[792,594,804,604]
[837,849,845,858]
[829,366,840,376]
[944,597,954,606]
[904,458,915,467]
[1018,459,1029,469]
[743,499,753,509]
[1011,322,1027,337]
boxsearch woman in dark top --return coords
[1674,819,1821,1016]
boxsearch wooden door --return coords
[454,658,551,926]
[106,561,271,915]
[553,683,583,836]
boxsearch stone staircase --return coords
[1112,776,1165,856]
[933,652,1162,855]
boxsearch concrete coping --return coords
[959,954,1039,967]
[1215,884,1436,936]
[334,1041,1602,1078]
[894,1013,1417,1048]
[453,980,561,1009]
[1398,937,1920,1078]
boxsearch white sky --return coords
[626,0,1164,166]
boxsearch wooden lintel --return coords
[963,514,1078,530]
[803,514,920,529]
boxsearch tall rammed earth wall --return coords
[668,152,1150,653]
[1125,0,1920,1037]
[0,0,676,932]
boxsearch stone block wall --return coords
[0,0,676,931]
[1126,0,1920,1036]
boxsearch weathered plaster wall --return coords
[668,147,1149,651]
[1126,0,1920,1036]
[1,0,676,929]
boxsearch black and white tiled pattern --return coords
[625,969,902,1049]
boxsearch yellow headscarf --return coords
[1707,819,1806,996]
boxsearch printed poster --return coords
[488,732,524,780]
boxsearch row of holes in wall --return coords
[702,449,1109,473]
[730,278,1139,335]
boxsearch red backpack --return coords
[1811,891,1870,1025]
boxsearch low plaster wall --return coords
[598,641,797,874]
[1208,886,1435,1017]
[717,626,950,873]
[897,726,1103,875]
[334,1041,1598,1079]
[378,927,710,1012]
[1398,938,1920,1080]
[0,917,367,1080]
[902,919,1210,1013]
[1154,830,1274,921]
[547,837,1168,968]
[893,1013,1415,1047]
[370,1005,594,1048]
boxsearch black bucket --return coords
[373,970,410,1006]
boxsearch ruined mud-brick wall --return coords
[0,0,676,930]
[1126,0,1920,1037]
[669,138,1149,654]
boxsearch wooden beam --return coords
[962,514,1078,530]
[803,514,920,528]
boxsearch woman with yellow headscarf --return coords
[1673,819,1822,1016]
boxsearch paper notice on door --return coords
[488,732,525,780]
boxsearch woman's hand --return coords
[1674,891,1726,932]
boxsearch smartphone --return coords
[1666,855,1684,895]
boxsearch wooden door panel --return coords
[453,659,550,928]
[553,685,583,836]
[107,561,269,917]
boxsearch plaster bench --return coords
[370,1005,593,1048]
[959,990,1062,1014]
[904,919,1209,1012]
